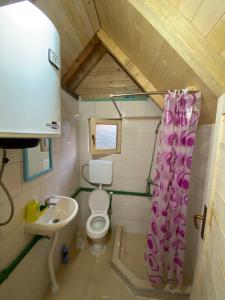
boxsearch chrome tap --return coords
[45,197,57,207]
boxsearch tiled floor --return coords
[120,231,191,293]
[44,231,151,300]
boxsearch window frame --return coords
[89,118,122,155]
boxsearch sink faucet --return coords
[45,197,57,207]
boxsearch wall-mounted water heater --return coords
[0,1,61,148]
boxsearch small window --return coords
[89,118,122,155]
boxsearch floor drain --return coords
[52,218,60,223]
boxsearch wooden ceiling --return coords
[76,52,142,99]
[3,0,225,123]
[169,0,225,58]
[33,0,100,76]
[94,0,225,124]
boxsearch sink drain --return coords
[52,218,60,223]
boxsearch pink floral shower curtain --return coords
[145,90,201,285]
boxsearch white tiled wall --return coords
[0,90,80,300]
[78,99,162,233]
[184,124,214,281]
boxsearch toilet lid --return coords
[89,189,109,213]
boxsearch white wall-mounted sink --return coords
[24,195,78,235]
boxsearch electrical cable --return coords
[0,149,14,226]
[81,164,99,187]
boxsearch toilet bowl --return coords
[86,189,110,255]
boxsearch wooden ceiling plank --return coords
[83,0,100,32]
[97,29,164,109]
[58,0,95,46]
[207,15,225,53]
[178,0,202,21]
[192,0,225,37]
[35,0,83,51]
[128,0,225,97]
[69,43,106,90]
[169,0,181,8]
[62,34,100,86]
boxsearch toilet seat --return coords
[88,189,109,213]
[86,212,110,239]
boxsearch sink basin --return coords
[24,196,78,235]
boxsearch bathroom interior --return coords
[0,1,225,300]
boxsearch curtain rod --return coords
[110,90,199,98]
[73,115,161,120]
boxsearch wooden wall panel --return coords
[75,53,142,99]
[192,0,225,37]
[83,0,100,32]
[178,0,202,21]
[190,95,225,300]
[207,15,225,53]
[169,0,225,62]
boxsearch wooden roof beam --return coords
[97,29,164,109]
[62,34,102,88]
[69,42,106,91]
[128,0,225,97]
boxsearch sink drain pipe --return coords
[48,231,59,293]
[0,235,42,285]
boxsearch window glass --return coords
[96,124,117,149]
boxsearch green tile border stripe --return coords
[81,96,149,102]
[0,187,151,285]
[72,187,151,198]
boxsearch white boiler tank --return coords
[0,1,61,141]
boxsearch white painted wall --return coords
[0,90,80,300]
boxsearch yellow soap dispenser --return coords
[25,197,40,222]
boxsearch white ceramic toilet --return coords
[86,160,112,255]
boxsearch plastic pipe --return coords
[48,231,59,293]
[72,187,152,198]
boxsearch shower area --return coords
[76,53,214,299]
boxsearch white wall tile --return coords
[120,101,146,117]
[113,162,134,178]
[132,164,150,180]
[78,100,158,235]
[145,99,162,116]
[95,101,121,118]
[79,119,89,134]
[122,133,136,149]
[2,162,22,197]
[132,196,151,209]
[121,206,144,221]
[0,280,10,299]
[123,220,148,234]
[121,178,146,193]
[135,133,155,150]
[79,101,95,117]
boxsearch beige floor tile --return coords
[44,232,149,300]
